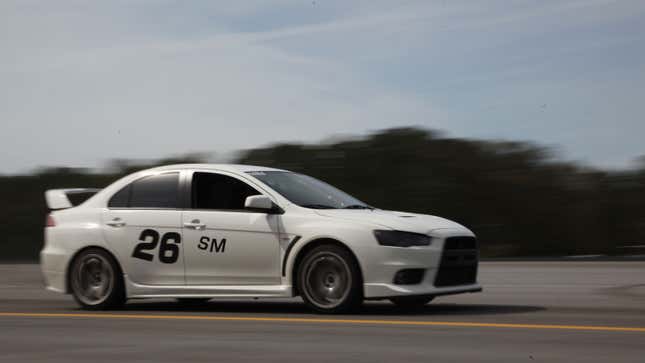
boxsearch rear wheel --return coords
[297,244,362,314]
[69,248,125,310]
[389,296,434,309]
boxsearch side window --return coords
[108,185,130,208]
[130,173,179,208]
[108,173,179,209]
[192,172,260,210]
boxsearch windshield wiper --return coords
[342,204,374,210]
[301,204,336,209]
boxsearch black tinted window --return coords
[67,191,99,206]
[192,172,260,210]
[108,185,130,208]
[128,173,179,208]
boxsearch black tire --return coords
[389,296,434,309]
[297,244,363,314]
[69,248,125,310]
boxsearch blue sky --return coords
[1,0,644,173]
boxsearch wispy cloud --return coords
[1,0,644,173]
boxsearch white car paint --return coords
[41,164,481,301]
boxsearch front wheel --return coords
[69,248,125,310]
[297,244,363,314]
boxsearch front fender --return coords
[280,218,378,289]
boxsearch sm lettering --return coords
[198,236,226,253]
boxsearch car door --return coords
[102,171,185,285]
[182,171,281,285]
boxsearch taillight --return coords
[46,214,56,227]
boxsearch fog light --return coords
[393,269,425,285]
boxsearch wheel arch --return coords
[288,237,364,297]
[65,245,125,294]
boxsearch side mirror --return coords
[244,195,277,212]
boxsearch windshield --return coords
[247,171,371,209]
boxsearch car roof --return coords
[145,163,287,173]
[76,163,292,209]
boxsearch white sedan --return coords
[41,164,481,313]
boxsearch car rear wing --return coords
[45,188,101,210]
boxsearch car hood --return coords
[314,209,473,236]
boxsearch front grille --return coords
[442,236,477,250]
[434,236,478,287]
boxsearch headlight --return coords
[373,230,432,247]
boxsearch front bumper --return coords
[359,230,481,299]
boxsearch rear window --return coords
[108,172,179,209]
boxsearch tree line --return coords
[2,127,643,261]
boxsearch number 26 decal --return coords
[132,229,181,264]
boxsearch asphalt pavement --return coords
[1,262,644,362]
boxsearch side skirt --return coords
[124,275,294,299]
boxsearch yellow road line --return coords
[0,312,644,332]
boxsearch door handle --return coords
[184,219,206,230]
[106,217,126,228]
